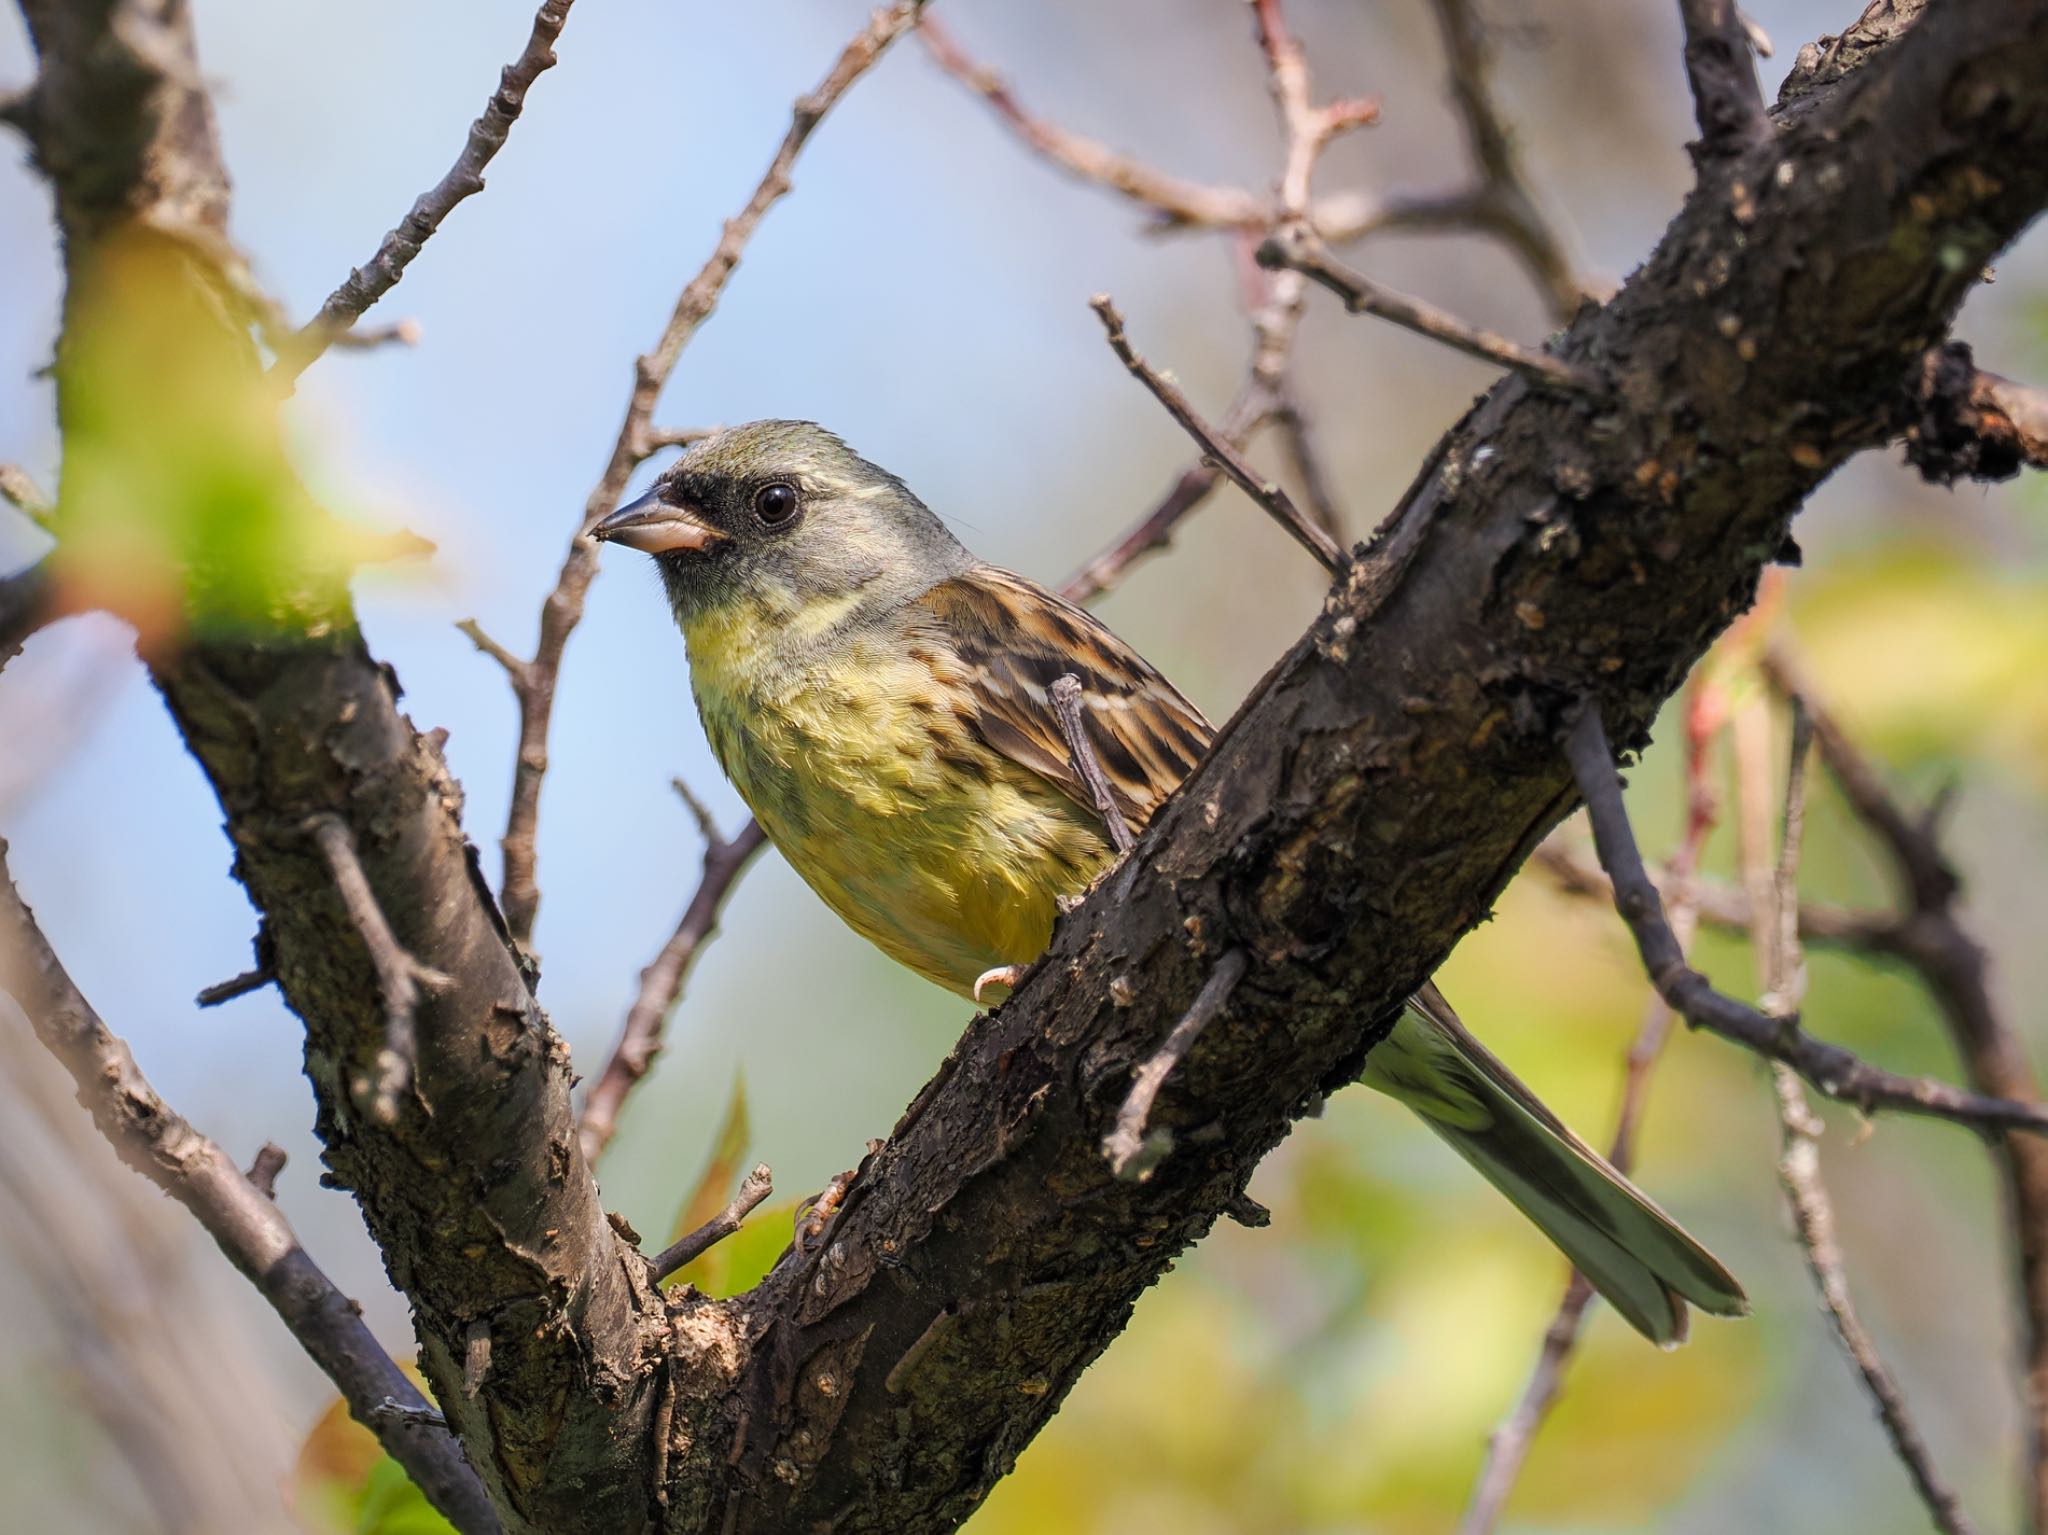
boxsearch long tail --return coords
[1360,984,1747,1345]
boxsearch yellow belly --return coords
[685,608,1106,998]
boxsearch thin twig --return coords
[1531,842,1902,956]
[303,813,451,1126]
[1389,0,1583,320]
[1258,224,1602,392]
[917,15,1265,233]
[578,814,769,1166]
[1464,682,1725,1534]
[246,1142,287,1200]
[487,2,924,950]
[1049,675,1134,854]
[1747,706,1980,1535]
[1562,705,2048,1135]
[1677,0,1771,156]
[1103,949,1250,1181]
[649,1164,774,1283]
[0,845,501,1535]
[1765,642,2048,1529]
[273,0,575,382]
[455,618,530,686]
[1090,294,1344,578]
[1060,453,1235,607]
[633,425,724,462]
[1269,398,1346,542]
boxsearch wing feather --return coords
[908,566,1213,829]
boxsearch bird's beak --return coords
[591,489,726,554]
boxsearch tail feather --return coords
[1361,984,1747,1345]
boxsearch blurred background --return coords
[2,0,2045,1530]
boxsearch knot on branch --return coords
[1896,341,2047,484]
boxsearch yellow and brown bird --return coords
[594,419,1745,1344]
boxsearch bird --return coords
[592,419,1747,1345]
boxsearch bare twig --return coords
[1747,706,1980,1535]
[1765,642,2048,1529]
[1090,294,1345,577]
[1562,705,2048,1134]
[1677,0,1771,156]
[917,16,1265,233]
[486,3,923,950]
[577,812,770,1166]
[1382,0,1584,321]
[455,618,530,686]
[633,425,724,462]
[193,963,275,1007]
[1463,678,1724,1535]
[273,0,575,382]
[649,1164,774,1283]
[1532,841,1902,956]
[303,813,451,1126]
[1103,949,1250,1180]
[1258,224,1602,392]
[0,844,501,1535]
[246,1141,287,1200]
[1049,674,1135,854]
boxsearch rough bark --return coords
[7,0,2048,1532]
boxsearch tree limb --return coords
[0,842,502,1535]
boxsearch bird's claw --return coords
[972,965,1026,1003]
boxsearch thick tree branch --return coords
[272,0,574,383]
[0,843,502,1535]
[699,6,2048,1527]
[16,0,2048,1529]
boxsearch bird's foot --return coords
[972,964,1026,1003]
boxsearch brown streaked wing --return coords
[909,565,1214,828]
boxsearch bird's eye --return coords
[753,482,800,527]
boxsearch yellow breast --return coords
[684,593,1106,998]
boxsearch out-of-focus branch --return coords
[1258,224,1603,391]
[1,556,56,671]
[1090,294,1345,576]
[916,16,1265,232]
[1744,702,1980,1535]
[1765,641,2048,1530]
[1531,841,1900,954]
[1461,677,1725,1535]
[577,800,769,1166]
[485,1,926,950]
[1349,0,1584,321]
[1677,0,1771,156]
[1898,340,2048,483]
[1563,706,2048,1134]
[273,0,574,382]
[0,843,502,1535]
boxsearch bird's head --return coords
[591,420,972,629]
